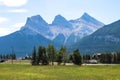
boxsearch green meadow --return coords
[0,63,120,80]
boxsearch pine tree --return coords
[37,46,43,65]
[56,51,63,65]
[41,47,48,65]
[47,44,56,65]
[31,47,37,65]
[59,46,68,65]
[72,49,82,65]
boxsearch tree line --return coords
[82,52,120,64]
[31,44,82,66]
[0,53,16,60]
[99,52,120,64]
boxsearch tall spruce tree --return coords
[59,46,68,65]
[41,46,48,65]
[72,49,82,65]
[47,44,56,65]
[31,47,37,65]
[37,46,43,65]
[56,51,63,65]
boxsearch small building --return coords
[89,59,98,64]
[92,53,102,59]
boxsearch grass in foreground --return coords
[0,64,120,80]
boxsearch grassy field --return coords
[0,63,120,80]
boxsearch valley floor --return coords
[0,61,120,80]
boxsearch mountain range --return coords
[0,13,104,56]
[71,20,120,54]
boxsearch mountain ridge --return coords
[0,12,104,56]
[72,19,120,54]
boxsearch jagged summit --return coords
[80,12,92,20]
[25,15,48,26]
[81,12,98,23]
[80,12,104,26]
[52,14,68,25]
[30,15,44,21]
[20,15,52,38]
[52,14,73,29]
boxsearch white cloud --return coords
[8,9,28,13]
[0,22,24,36]
[0,28,11,36]
[11,22,25,29]
[0,17,8,23]
[0,0,28,7]
[0,1,3,5]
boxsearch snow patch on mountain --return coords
[20,13,104,43]
[50,26,71,39]
[69,13,104,38]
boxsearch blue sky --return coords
[0,0,120,36]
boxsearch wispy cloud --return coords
[0,22,25,36]
[11,22,25,29]
[0,0,28,7]
[0,17,9,23]
[8,9,28,13]
[0,28,10,36]
[9,22,25,32]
